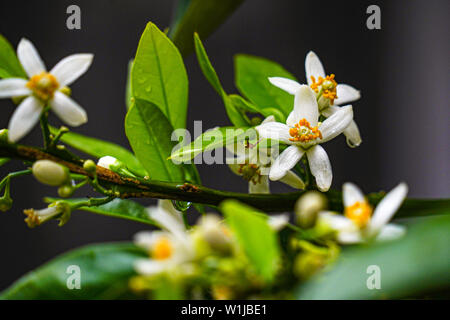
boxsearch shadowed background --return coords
[0,0,448,290]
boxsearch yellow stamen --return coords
[310,74,338,104]
[289,118,322,143]
[26,72,59,101]
[344,201,373,228]
[152,237,173,260]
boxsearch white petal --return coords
[261,115,276,124]
[305,51,325,86]
[50,54,93,87]
[319,105,353,143]
[278,170,305,189]
[0,78,30,98]
[306,145,332,192]
[334,84,361,105]
[374,224,406,242]
[286,111,297,127]
[268,214,289,231]
[148,200,185,236]
[135,259,168,276]
[321,106,361,147]
[268,77,301,95]
[367,183,408,236]
[269,145,304,181]
[343,120,362,148]
[7,96,43,142]
[133,231,157,249]
[342,182,366,207]
[249,175,270,194]
[50,91,87,126]
[337,231,363,244]
[318,211,358,232]
[17,38,46,77]
[256,121,293,144]
[292,85,319,126]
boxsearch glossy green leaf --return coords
[0,35,26,78]
[296,215,450,299]
[221,200,280,282]
[235,54,298,116]
[228,94,287,123]
[169,126,252,162]
[194,33,248,127]
[49,126,147,177]
[0,158,10,167]
[170,0,245,56]
[0,243,146,299]
[45,197,155,226]
[132,22,188,130]
[125,99,184,182]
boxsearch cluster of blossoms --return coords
[130,180,407,299]
[227,52,361,193]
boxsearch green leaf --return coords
[132,22,188,130]
[296,215,450,299]
[170,0,245,56]
[0,35,26,78]
[220,200,280,282]
[193,33,248,127]
[125,59,134,111]
[235,54,298,116]
[45,198,155,226]
[0,158,10,167]
[125,99,184,182]
[169,126,252,162]
[228,94,287,123]
[49,126,147,177]
[0,242,146,299]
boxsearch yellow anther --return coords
[289,118,322,143]
[310,74,338,104]
[26,72,59,101]
[152,237,173,260]
[344,201,373,228]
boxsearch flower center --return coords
[344,201,373,228]
[310,74,338,104]
[26,72,59,101]
[153,237,173,260]
[238,163,262,185]
[289,119,322,143]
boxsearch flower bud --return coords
[196,215,231,254]
[295,191,327,228]
[97,156,136,177]
[32,160,70,187]
[23,201,71,228]
[0,129,8,143]
[250,117,262,126]
[58,184,74,198]
[83,159,97,173]
[0,196,13,212]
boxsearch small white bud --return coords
[197,215,231,252]
[295,191,327,228]
[32,160,70,187]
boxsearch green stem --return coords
[0,169,32,190]
[39,108,51,149]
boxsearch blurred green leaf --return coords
[0,35,26,79]
[0,242,145,299]
[49,126,147,177]
[0,158,10,168]
[169,126,251,162]
[125,99,184,182]
[221,200,280,282]
[235,54,297,116]
[194,33,248,127]
[296,215,450,299]
[125,59,134,111]
[170,0,245,56]
[132,22,188,130]
[45,198,155,226]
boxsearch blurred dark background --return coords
[0,0,448,290]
